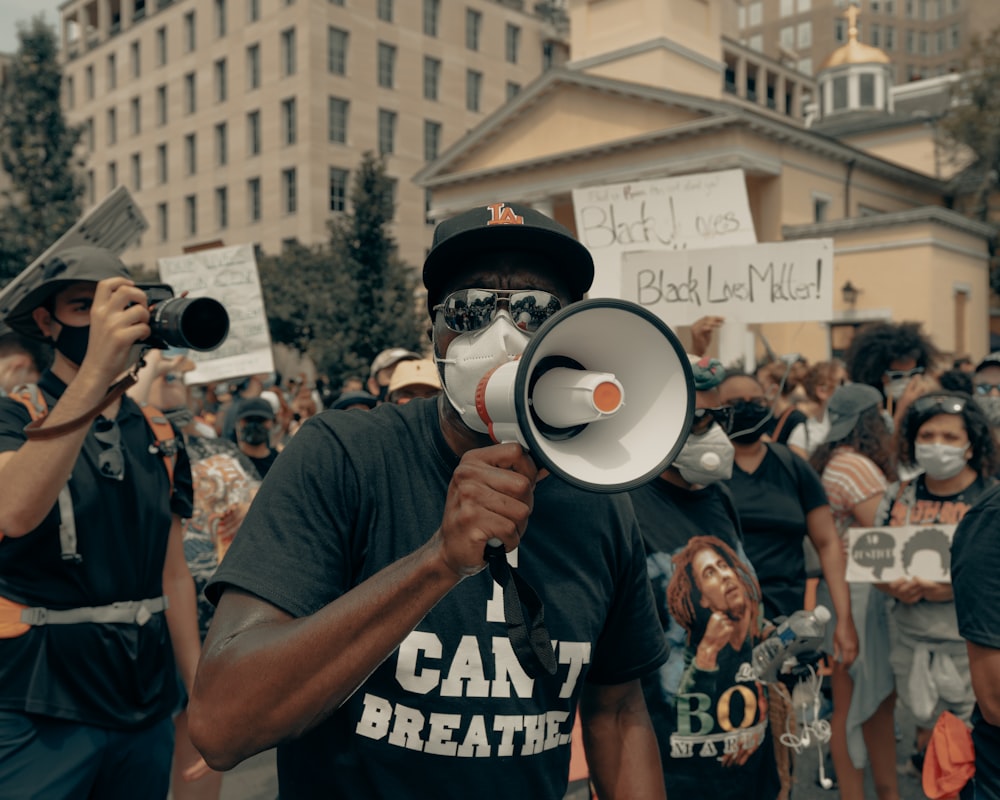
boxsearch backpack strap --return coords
[139,404,179,492]
[771,406,794,442]
[1,386,81,562]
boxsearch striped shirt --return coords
[821,447,888,537]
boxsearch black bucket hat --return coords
[422,202,594,316]
[1,246,132,340]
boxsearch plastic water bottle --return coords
[751,605,831,683]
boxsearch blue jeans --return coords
[0,710,174,800]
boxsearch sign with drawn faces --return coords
[846,525,957,584]
[157,243,274,385]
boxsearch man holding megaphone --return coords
[191,202,672,799]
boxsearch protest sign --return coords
[0,186,148,323]
[620,238,834,328]
[157,243,274,385]
[846,525,956,583]
[571,170,757,299]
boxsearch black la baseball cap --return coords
[422,202,594,316]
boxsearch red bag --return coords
[923,710,976,799]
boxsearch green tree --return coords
[259,152,423,388]
[0,17,84,285]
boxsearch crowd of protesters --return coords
[0,224,998,800]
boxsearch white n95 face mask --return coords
[435,312,530,434]
[915,442,969,481]
[673,423,735,486]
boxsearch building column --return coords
[735,56,747,103]
[96,0,109,40]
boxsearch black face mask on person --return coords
[239,419,271,446]
[50,314,91,367]
[727,399,773,444]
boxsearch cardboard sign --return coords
[571,170,757,299]
[0,186,149,322]
[157,243,274,385]
[619,238,834,328]
[846,525,957,584]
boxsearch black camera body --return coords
[138,283,230,352]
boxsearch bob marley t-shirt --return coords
[630,479,781,800]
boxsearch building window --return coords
[86,65,95,100]
[185,195,197,236]
[328,27,349,75]
[248,0,259,22]
[84,118,95,151]
[424,120,441,162]
[130,40,141,78]
[377,43,396,88]
[748,33,763,52]
[185,133,197,175]
[950,24,960,49]
[871,23,881,47]
[328,96,349,143]
[466,70,482,112]
[282,168,297,214]
[247,110,261,155]
[213,58,227,103]
[215,0,227,37]
[86,170,95,204]
[835,19,846,42]
[797,0,811,11]
[797,21,812,47]
[377,0,393,22]
[282,97,297,145]
[281,28,297,76]
[157,202,168,242]
[107,107,117,145]
[906,29,915,53]
[184,72,196,114]
[157,143,168,183]
[466,9,482,51]
[813,194,830,222]
[247,44,260,90]
[66,76,75,109]
[216,186,228,229]
[247,177,261,221]
[506,81,520,101]
[423,56,441,100]
[423,0,440,36]
[780,26,794,49]
[886,25,896,50]
[780,0,793,15]
[505,23,520,63]
[859,73,876,106]
[748,1,762,25]
[215,122,228,165]
[130,152,141,191]
[108,161,118,190]
[378,109,397,155]
[107,53,117,90]
[156,26,167,66]
[329,167,348,211]
[832,75,848,109]
[130,96,141,135]
[184,11,196,52]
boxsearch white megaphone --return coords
[472,298,694,492]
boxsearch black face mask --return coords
[51,315,91,367]
[728,399,772,444]
[239,419,270,446]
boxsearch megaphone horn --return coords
[473,298,694,493]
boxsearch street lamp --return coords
[841,280,859,308]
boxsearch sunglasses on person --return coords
[911,394,967,418]
[975,383,1000,396]
[691,406,735,434]
[433,288,562,334]
[93,417,124,481]
[884,367,924,381]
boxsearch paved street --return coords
[198,705,930,800]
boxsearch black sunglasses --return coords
[433,288,562,334]
[692,406,735,434]
[975,383,1000,396]
[94,417,124,481]
[884,367,924,381]
[911,394,967,418]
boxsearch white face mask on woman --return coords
[435,311,530,434]
[915,442,969,481]
[673,423,735,486]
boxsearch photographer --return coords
[0,245,200,799]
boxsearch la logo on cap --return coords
[486,202,523,226]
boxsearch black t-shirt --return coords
[767,407,808,446]
[208,398,666,800]
[247,447,279,477]
[629,478,780,800]
[724,445,829,620]
[0,370,193,729]
[951,483,1000,799]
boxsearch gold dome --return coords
[819,4,891,70]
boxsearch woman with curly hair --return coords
[875,391,999,775]
[810,384,899,800]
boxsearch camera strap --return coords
[23,365,140,441]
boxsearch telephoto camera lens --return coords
[148,295,230,351]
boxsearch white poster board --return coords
[571,170,757,300]
[619,238,834,328]
[157,243,274,385]
[846,525,956,584]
